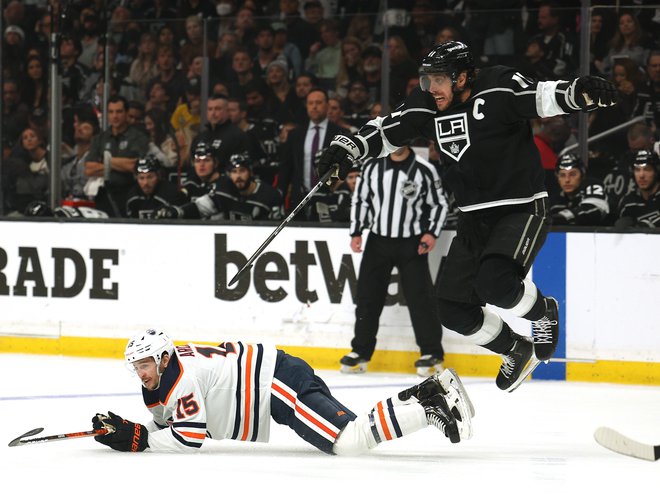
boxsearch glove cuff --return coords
[330,134,364,159]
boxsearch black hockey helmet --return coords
[24,200,54,217]
[228,152,252,171]
[193,141,214,160]
[419,41,475,91]
[555,153,585,176]
[135,156,160,174]
[631,149,659,172]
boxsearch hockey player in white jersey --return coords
[92,329,474,454]
[317,41,618,392]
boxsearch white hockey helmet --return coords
[125,328,175,371]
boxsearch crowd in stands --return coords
[1,0,659,227]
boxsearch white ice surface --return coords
[1,354,659,502]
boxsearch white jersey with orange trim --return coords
[142,342,278,452]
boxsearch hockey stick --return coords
[228,168,334,287]
[594,427,660,461]
[8,427,109,447]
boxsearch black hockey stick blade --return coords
[594,427,660,461]
[8,428,44,447]
[228,168,334,287]
[8,427,108,447]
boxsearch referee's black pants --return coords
[351,233,444,360]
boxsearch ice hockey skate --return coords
[414,354,444,377]
[532,297,559,361]
[421,394,461,444]
[339,352,368,374]
[496,333,540,392]
[398,368,474,439]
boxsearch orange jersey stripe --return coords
[241,344,254,441]
[179,431,206,439]
[271,382,337,440]
[377,401,393,441]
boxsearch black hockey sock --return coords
[480,323,516,355]
[522,294,548,321]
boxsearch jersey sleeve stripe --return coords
[240,344,254,441]
[171,427,203,448]
[271,379,340,442]
[386,398,403,438]
[376,401,393,441]
[250,344,264,442]
[231,343,244,439]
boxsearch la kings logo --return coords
[434,112,470,162]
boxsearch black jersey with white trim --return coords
[356,66,581,212]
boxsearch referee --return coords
[340,146,449,376]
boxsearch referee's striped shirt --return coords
[350,152,448,238]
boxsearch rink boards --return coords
[0,220,658,385]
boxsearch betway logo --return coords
[0,247,118,299]
[214,234,406,305]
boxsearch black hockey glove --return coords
[573,76,617,111]
[92,411,149,452]
[316,134,363,182]
[154,205,183,219]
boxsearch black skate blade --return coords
[507,356,541,393]
[8,428,44,447]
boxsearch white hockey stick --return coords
[594,427,660,461]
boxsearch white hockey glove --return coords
[317,134,363,182]
[571,76,618,111]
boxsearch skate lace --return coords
[426,410,448,436]
[500,353,515,378]
[532,316,557,344]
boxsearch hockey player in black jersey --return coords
[616,150,660,228]
[156,152,283,221]
[317,41,618,391]
[549,153,610,226]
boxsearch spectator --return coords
[8,126,49,213]
[127,32,159,101]
[361,45,383,104]
[84,95,150,217]
[291,72,318,123]
[345,14,374,48]
[521,38,558,81]
[340,146,448,376]
[464,0,520,59]
[342,78,372,130]
[549,153,610,225]
[3,25,26,78]
[335,37,364,99]
[328,97,358,134]
[180,15,215,73]
[145,81,171,115]
[61,117,99,199]
[59,36,89,100]
[20,55,47,115]
[611,58,647,120]
[435,25,462,45]
[272,23,302,78]
[305,19,342,91]
[388,35,419,106]
[602,11,653,76]
[265,60,296,123]
[528,1,577,78]
[170,78,202,156]
[2,78,29,149]
[227,47,260,98]
[126,157,188,219]
[146,45,187,115]
[279,0,320,60]
[243,79,288,123]
[145,108,180,178]
[589,9,615,76]
[157,24,177,50]
[233,6,257,51]
[78,8,101,69]
[191,94,249,171]
[127,101,146,129]
[616,149,660,228]
[278,88,349,211]
[178,0,216,19]
[642,50,660,128]
[253,25,282,78]
[212,31,239,84]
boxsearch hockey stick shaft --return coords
[228,169,334,287]
[8,427,109,447]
